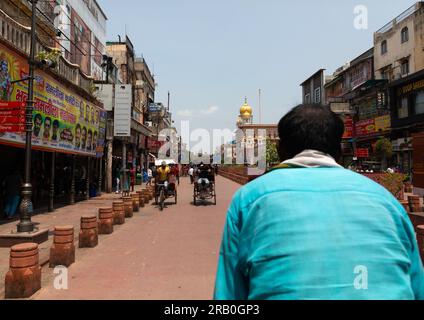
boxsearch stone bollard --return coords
[140,190,149,204]
[147,188,154,201]
[400,200,410,213]
[137,191,145,208]
[409,195,421,213]
[417,226,424,264]
[98,207,114,235]
[122,196,134,218]
[79,215,98,248]
[131,193,140,212]
[113,201,125,225]
[5,243,41,299]
[50,226,75,268]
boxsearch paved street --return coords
[27,176,239,300]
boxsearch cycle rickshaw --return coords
[154,160,178,211]
[193,165,216,206]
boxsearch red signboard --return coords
[0,125,25,133]
[343,116,354,139]
[0,109,25,117]
[0,101,26,109]
[147,138,164,150]
[355,119,376,137]
[356,148,370,158]
[0,101,26,133]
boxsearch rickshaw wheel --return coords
[159,188,165,211]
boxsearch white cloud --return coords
[201,105,219,115]
[177,109,194,118]
[177,105,219,119]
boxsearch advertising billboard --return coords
[114,85,132,137]
[355,119,376,137]
[0,43,106,157]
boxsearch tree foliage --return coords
[375,138,393,159]
[266,141,279,166]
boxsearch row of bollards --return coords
[4,186,155,299]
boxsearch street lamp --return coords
[17,0,38,233]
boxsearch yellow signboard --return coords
[374,115,391,132]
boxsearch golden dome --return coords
[240,97,252,119]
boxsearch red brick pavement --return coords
[1,176,239,300]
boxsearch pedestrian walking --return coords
[188,166,194,184]
[114,165,121,194]
[130,165,135,192]
[214,104,424,300]
[147,167,153,186]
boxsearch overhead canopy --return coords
[155,159,177,166]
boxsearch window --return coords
[304,93,311,103]
[415,91,424,115]
[398,97,409,119]
[314,88,321,103]
[381,40,388,55]
[401,60,410,76]
[401,27,409,43]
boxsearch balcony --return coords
[0,8,94,96]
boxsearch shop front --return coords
[390,69,424,180]
[0,42,106,219]
[353,115,392,171]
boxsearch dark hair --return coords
[278,104,344,161]
[53,120,59,127]
[76,124,81,131]
[44,117,51,124]
[34,114,42,121]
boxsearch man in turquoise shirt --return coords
[214,104,424,300]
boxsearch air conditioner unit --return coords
[145,121,153,127]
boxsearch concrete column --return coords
[86,157,91,200]
[98,157,103,196]
[70,155,76,205]
[105,140,113,193]
[48,152,55,212]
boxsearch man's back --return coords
[214,167,424,300]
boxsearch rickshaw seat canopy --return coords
[155,159,177,166]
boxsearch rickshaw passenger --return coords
[197,163,211,188]
[157,161,171,188]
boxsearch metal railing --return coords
[376,2,423,35]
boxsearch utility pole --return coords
[258,88,262,124]
[18,0,38,233]
[167,91,170,111]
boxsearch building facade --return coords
[301,69,325,104]
[106,37,153,186]
[55,0,107,81]
[0,0,107,216]
[374,2,424,188]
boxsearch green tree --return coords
[266,141,279,167]
[375,138,393,171]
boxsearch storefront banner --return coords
[398,79,424,95]
[355,119,376,137]
[356,148,370,158]
[374,115,391,132]
[343,115,353,139]
[0,43,106,156]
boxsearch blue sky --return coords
[98,0,417,133]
